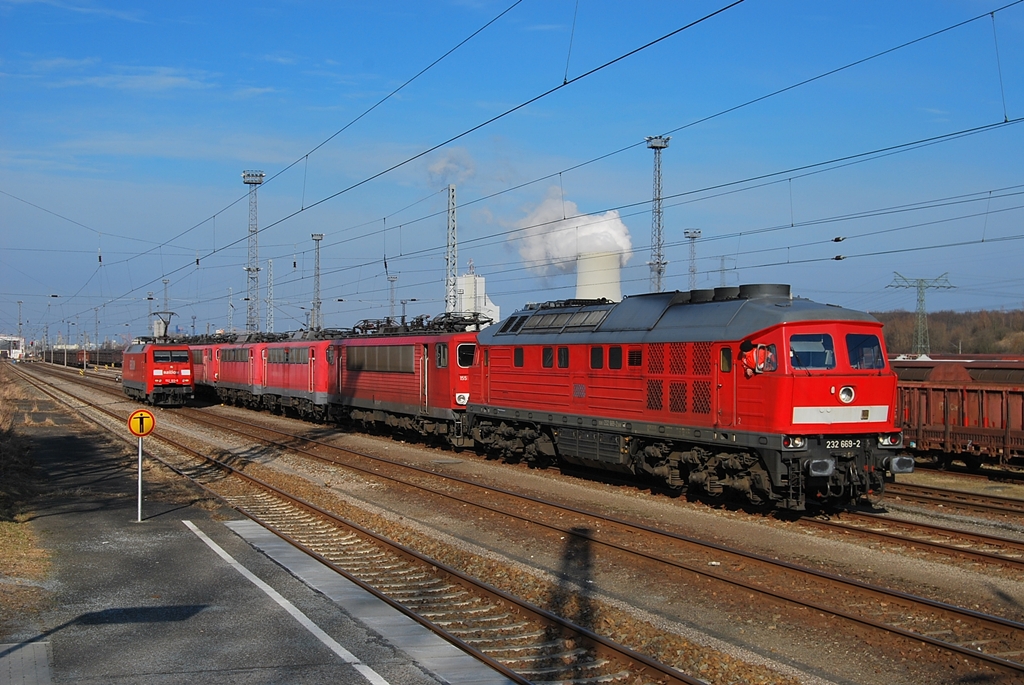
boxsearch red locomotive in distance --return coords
[121,341,194,406]
[174,285,910,512]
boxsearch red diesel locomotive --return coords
[121,342,194,406]
[465,284,912,511]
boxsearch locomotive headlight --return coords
[782,435,806,450]
[455,393,470,406]
[806,458,836,478]
[838,386,855,404]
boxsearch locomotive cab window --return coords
[513,347,524,367]
[436,342,449,368]
[590,346,603,369]
[609,346,622,369]
[720,348,732,373]
[457,343,476,368]
[790,334,835,370]
[846,334,885,369]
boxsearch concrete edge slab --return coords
[224,519,518,685]
[0,641,52,685]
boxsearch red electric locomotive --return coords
[205,341,267,409]
[121,342,194,406]
[339,328,477,440]
[466,284,913,511]
[187,315,483,439]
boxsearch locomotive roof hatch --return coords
[480,284,879,345]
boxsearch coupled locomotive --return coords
[465,284,912,510]
[121,341,194,406]
[176,284,908,511]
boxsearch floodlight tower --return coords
[242,170,265,332]
[387,274,398,321]
[646,136,670,292]
[267,260,274,333]
[445,184,458,313]
[684,229,701,290]
[887,272,955,356]
[311,233,324,331]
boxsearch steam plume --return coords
[515,186,632,275]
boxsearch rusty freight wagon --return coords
[892,356,1024,468]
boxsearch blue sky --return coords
[2,0,1024,346]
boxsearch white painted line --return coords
[182,520,391,685]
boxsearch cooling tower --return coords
[576,252,621,301]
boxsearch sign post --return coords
[127,409,156,522]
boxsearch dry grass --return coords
[0,364,51,638]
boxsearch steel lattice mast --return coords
[445,184,458,313]
[311,233,323,331]
[887,272,955,355]
[684,229,701,290]
[242,170,265,332]
[646,136,669,292]
[266,259,274,333]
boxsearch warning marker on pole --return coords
[128,409,156,437]
[127,409,156,521]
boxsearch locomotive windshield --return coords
[153,350,190,363]
[457,343,476,368]
[789,334,836,370]
[846,333,885,369]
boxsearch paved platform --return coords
[0,392,516,684]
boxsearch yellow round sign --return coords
[127,409,156,437]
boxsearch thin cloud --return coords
[31,57,100,72]
[233,86,277,99]
[2,0,146,22]
[54,66,213,91]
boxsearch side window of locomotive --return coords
[763,344,778,372]
[191,350,202,364]
[790,334,836,370]
[436,342,449,369]
[153,350,171,363]
[557,346,569,369]
[457,344,476,368]
[542,347,554,368]
[513,347,524,367]
[627,348,642,367]
[590,346,603,369]
[720,348,732,373]
[327,346,335,365]
[846,334,885,370]
[609,346,623,369]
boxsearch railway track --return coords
[803,511,1024,573]
[885,481,1024,517]
[12,363,704,685]
[19,362,1024,682]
